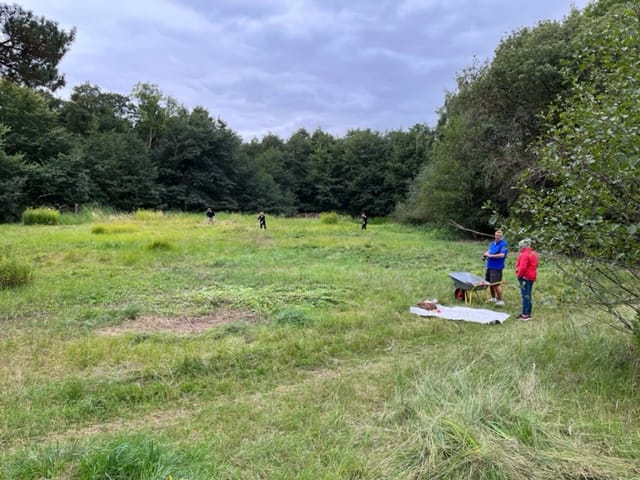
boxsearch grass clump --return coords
[22,207,60,225]
[91,223,139,235]
[76,436,195,480]
[274,307,312,327]
[58,207,96,225]
[320,211,339,224]
[147,239,174,250]
[0,256,34,289]
[135,209,165,221]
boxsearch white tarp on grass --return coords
[410,305,510,324]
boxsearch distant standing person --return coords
[206,207,215,224]
[483,229,508,305]
[360,211,368,230]
[258,211,267,229]
[515,238,539,321]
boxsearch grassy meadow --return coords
[0,211,639,479]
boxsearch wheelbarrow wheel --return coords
[454,288,465,302]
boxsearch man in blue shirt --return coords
[483,230,508,305]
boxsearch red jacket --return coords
[515,247,538,281]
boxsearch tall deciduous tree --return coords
[0,80,77,210]
[385,125,433,209]
[0,4,75,90]
[400,11,582,230]
[23,149,91,210]
[0,123,26,221]
[153,107,242,211]
[82,131,159,210]
[513,2,640,338]
[62,83,134,135]
[0,79,71,164]
[283,129,313,212]
[132,82,179,150]
[306,128,343,212]
[341,129,390,216]
[236,139,296,214]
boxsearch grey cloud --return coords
[18,0,590,140]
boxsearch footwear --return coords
[518,314,531,321]
[495,300,505,306]
[488,297,497,303]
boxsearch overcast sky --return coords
[19,0,590,141]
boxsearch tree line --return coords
[0,6,433,222]
[0,77,434,222]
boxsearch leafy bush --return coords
[22,207,60,225]
[0,257,34,289]
[320,212,339,224]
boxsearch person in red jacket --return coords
[515,238,539,321]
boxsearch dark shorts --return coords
[485,269,503,284]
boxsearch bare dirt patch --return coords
[98,308,259,335]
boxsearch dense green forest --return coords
[0,2,432,222]
[0,75,434,221]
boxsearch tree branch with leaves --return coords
[0,4,75,91]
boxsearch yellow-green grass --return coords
[0,212,638,479]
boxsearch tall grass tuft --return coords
[77,436,192,480]
[22,207,60,225]
[135,209,165,221]
[147,239,174,250]
[91,223,139,234]
[0,256,34,289]
[59,208,95,225]
[274,307,312,326]
[320,211,339,224]
[1,444,73,480]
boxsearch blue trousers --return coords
[518,277,534,316]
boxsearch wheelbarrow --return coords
[448,271,492,304]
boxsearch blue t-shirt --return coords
[486,239,508,270]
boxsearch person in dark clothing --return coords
[206,207,215,224]
[360,211,368,230]
[258,211,267,229]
